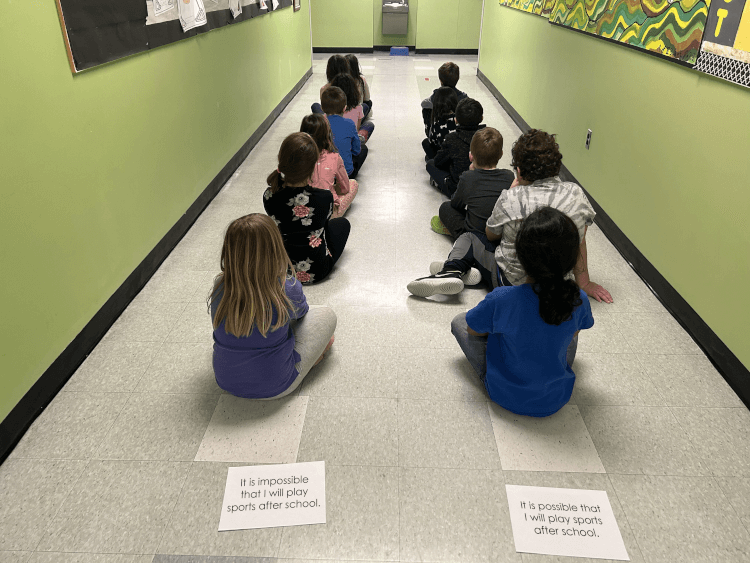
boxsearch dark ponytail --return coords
[516,207,582,326]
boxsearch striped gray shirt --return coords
[485,176,595,285]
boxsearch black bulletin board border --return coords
[56,0,294,73]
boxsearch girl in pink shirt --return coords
[330,74,375,144]
[301,114,358,218]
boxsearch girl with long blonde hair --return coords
[209,214,336,399]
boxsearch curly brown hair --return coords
[511,129,563,183]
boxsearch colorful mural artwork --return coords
[548,0,711,64]
[500,0,556,19]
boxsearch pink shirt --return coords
[310,150,350,205]
[343,105,364,128]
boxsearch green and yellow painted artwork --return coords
[500,0,557,19]
[549,0,710,63]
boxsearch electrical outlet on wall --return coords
[586,129,592,150]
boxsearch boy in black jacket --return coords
[421,62,468,130]
[426,98,484,198]
[432,127,514,237]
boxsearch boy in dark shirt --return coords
[323,86,368,179]
[421,62,468,128]
[432,127,514,238]
[426,98,484,198]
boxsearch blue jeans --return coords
[451,312,579,381]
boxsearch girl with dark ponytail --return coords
[516,206,582,326]
[450,206,595,417]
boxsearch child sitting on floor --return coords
[345,54,372,119]
[301,113,358,219]
[263,132,351,284]
[421,62,468,128]
[209,214,337,399]
[422,86,458,161]
[311,55,350,114]
[450,207,595,417]
[431,127,514,237]
[427,97,485,198]
[322,86,368,179]
[329,73,375,144]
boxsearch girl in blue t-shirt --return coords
[209,214,336,399]
[451,207,594,417]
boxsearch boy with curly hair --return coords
[409,129,613,304]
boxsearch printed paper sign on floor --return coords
[219,461,326,531]
[505,485,629,560]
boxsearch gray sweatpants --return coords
[266,305,337,399]
[451,312,578,381]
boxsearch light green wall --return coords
[311,0,373,48]
[311,0,481,49]
[479,5,750,370]
[416,0,482,50]
[0,2,312,423]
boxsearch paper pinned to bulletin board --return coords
[55,0,295,73]
[694,0,750,87]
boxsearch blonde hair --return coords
[209,214,295,338]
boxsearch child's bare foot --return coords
[314,335,335,366]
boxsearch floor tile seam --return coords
[88,386,146,460]
[106,391,224,397]
[709,475,750,538]
[152,460,194,559]
[602,473,648,562]
[30,458,93,554]
[661,403,729,475]
[575,402,713,479]
[300,393,489,402]
[160,301,195,343]
[130,339,169,393]
[668,405,748,411]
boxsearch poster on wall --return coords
[694,0,750,86]
[56,0,293,73]
[548,0,710,64]
[499,0,556,19]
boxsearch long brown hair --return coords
[209,214,295,338]
[344,54,365,100]
[266,132,319,194]
[300,114,337,154]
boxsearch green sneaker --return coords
[430,216,451,235]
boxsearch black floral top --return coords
[428,114,457,149]
[263,183,335,284]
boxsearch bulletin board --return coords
[694,0,750,87]
[56,0,293,73]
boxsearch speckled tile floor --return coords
[2,53,749,563]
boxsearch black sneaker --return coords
[407,270,464,297]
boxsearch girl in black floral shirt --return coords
[264,132,351,284]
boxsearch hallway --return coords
[1,53,749,563]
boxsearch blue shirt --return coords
[466,284,594,417]
[327,114,361,175]
[210,278,309,399]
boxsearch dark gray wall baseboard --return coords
[313,47,374,53]
[477,68,750,410]
[415,49,478,55]
[0,68,314,465]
